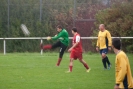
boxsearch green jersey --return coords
[52,29,69,46]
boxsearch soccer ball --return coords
[47,37,51,40]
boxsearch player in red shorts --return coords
[66,27,91,73]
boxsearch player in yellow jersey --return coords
[96,24,112,69]
[112,38,133,89]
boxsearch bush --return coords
[93,2,133,52]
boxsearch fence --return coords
[0,37,133,55]
[0,0,131,52]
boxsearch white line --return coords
[0,37,133,40]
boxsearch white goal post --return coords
[0,37,133,55]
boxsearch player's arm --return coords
[68,35,80,52]
[115,56,127,86]
[69,42,79,49]
[106,31,112,50]
[96,39,99,48]
[107,31,112,47]
[51,32,64,40]
[47,33,59,40]
[96,33,100,51]
[47,31,63,40]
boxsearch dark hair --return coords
[72,27,77,32]
[112,38,121,50]
[56,25,62,29]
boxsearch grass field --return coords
[0,52,133,89]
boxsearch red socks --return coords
[68,63,88,72]
[83,63,89,69]
[69,66,73,72]
[43,45,52,50]
[56,58,62,66]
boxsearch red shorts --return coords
[70,51,83,60]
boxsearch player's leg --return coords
[100,49,107,69]
[102,48,111,69]
[123,75,128,89]
[56,43,67,66]
[78,53,90,72]
[105,56,111,69]
[66,51,75,72]
[68,58,74,72]
[79,59,89,69]
[51,41,61,49]
[40,41,61,50]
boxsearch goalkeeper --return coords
[40,25,69,66]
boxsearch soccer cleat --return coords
[65,70,72,73]
[86,68,91,73]
[108,64,112,70]
[56,64,59,67]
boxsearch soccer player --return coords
[67,27,91,72]
[96,24,111,69]
[40,25,69,66]
[112,38,133,89]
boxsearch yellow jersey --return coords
[96,30,112,49]
[115,51,133,88]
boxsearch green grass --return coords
[0,52,133,89]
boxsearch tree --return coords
[93,2,133,52]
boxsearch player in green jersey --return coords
[40,25,69,66]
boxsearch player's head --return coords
[112,38,121,50]
[56,25,62,32]
[71,27,77,34]
[99,24,105,31]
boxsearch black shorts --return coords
[100,48,108,54]
[52,41,68,58]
